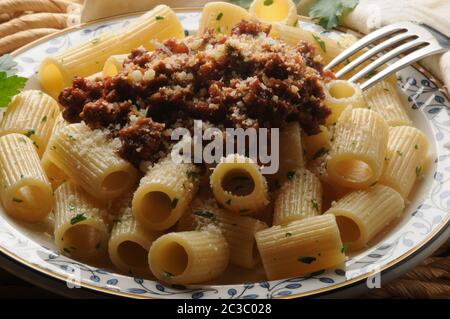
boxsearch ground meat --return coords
[231,19,271,36]
[58,19,332,166]
[118,117,166,165]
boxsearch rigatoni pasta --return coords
[210,154,269,214]
[363,80,412,126]
[0,90,60,156]
[0,133,53,222]
[148,229,229,284]
[54,182,110,261]
[324,80,365,125]
[109,207,161,277]
[274,122,305,183]
[326,185,405,252]
[40,113,67,189]
[132,156,200,231]
[47,123,138,200]
[255,214,345,280]
[327,108,389,189]
[380,126,429,198]
[273,168,322,225]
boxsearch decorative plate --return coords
[3,9,450,299]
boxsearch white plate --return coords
[3,10,450,299]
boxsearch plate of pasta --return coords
[0,1,449,299]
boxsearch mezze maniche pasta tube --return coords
[210,154,269,215]
[132,155,200,231]
[148,229,230,284]
[0,90,60,156]
[255,214,345,280]
[327,108,389,189]
[325,184,405,252]
[47,123,138,200]
[54,181,110,261]
[0,133,53,222]
[39,5,184,97]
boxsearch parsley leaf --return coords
[70,213,87,225]
[193,210,216,220]
[0,72,27,108]
[309,0,359,30]
[298,256,317,264]
[312,34,327,53]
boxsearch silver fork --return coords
[325,22,450,90]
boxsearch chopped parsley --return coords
[415,165,422,177]
[263,0,274,6]
[383,88,390,92]
[18,137,26,143]
[171,198,179,209]
[286,171,296,181]
[312,34,327,53]
[0,55,28,108]
[216,12,223,21]
[285,232,292,238]
[41,115,47,123]
[186,170,200,181]
[341,243,348,254]
[155,16,164,21]
[414,144,419,150]
[164,271,173,278]
[298,256,316,264]
[66,134,76,141]
[369,181,378,187]
[193,210,216,220]
[68,203,76,212]
[25,129,35,137]
[396,150,403,156]
[70,213,86,225]
[12,198,23,203]
[311,199,319,212]
[313,147,329,160]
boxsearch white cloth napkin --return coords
[343,0,450,92]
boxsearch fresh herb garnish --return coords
[415,165,422,177]
[309,0,359,30]
[263,0,274,6]
[414,144,419,150]
[312,34,327,53]
[0,55,27,108]
[311,199,319,212]
[285,232,292,238]
[193,210,216,220]
[369,181,378,187]
[12,198,23,203]
[70,213,86,225]
[341,243,348,254]
[171,198,179,209]
[287,171,296,181]
[156,16,164,20]
[298,256,317,264]
[396,150,403,156]
[313,147,329,160]
[216,12,223,21]
[25,128,35,137]
[164,271,173,278]
[41,115,47,123]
